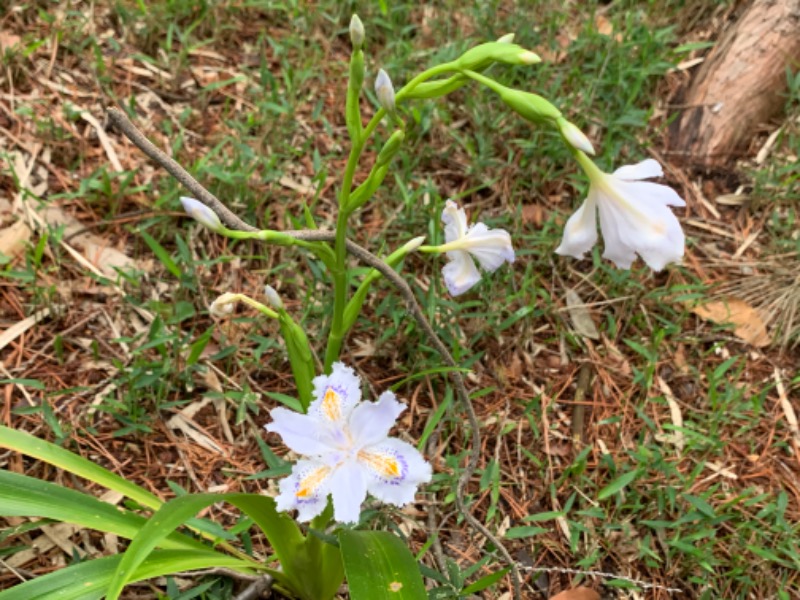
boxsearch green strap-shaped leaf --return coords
[0,470,203,551]
[0,550,256,600]
[0,425,161,510]
[339,530,427,600]
[226,495,341,600]
[106,493,342,600]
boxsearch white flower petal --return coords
[461,223,515,271]
[360,439,432,507]
[442,250,482,296]
[555,195,598,260]
[349,391,404,448]
[308,362,361,424]
[612,158,662,181]
[276,459,333,523]
[180,197,222,230]
[597,179,685,271]
[622,180,686,207]
[441,199,468,244]
[329,460,367,524]
[265,408,333,456]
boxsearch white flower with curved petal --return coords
[265,362,432,524]
[556,156,686,271]
[438,200,515,296]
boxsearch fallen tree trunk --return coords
[668,0,800,166]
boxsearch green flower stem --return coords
[226,294,280,320]
[323,61,472,371]
[323,107,387,372]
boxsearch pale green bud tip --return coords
[519,50,541,65]
[209,292,237,318]
[496,33,515,44]
[558,118,595,155]
[263,285,283,309]
[375,68,395,112]
[403,236,426,253]
[180,197,222,231]
[349,14,364,49]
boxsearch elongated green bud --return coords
[375,130,404,167]
[346,49,365,140]
[464,70,562,124]
[456,42,540,72]
[347,163,389,212]
[401,74,468,100]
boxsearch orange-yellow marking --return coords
[296,467,329,498]
[322,388,342,421]
[359,451,400,478]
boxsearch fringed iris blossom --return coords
[265,362,432,524]
[438,200,515,296]
[556,155,685,271]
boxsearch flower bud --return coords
[557,117,595,155]
[498,87,562,124]
[456,42,541,71]
[264,285,283,310]
[496,33,515,44]
[375,68,396,113]
[349,14,365,50]
[402,236,426,253]
[180,197,222,231]
[375,130,405,167]
[209,292,237,317]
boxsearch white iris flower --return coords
[265,362,432,524]
[437,200,515,296]
[556,155,686,271]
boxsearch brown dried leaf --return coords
[0,220,31,259]
[550,587,601,600]
[692,298,771,347]
[0,31,22,52]
[522,204,546,227]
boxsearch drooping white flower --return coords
[209,292,237,317]
[556,155,685,271]
[265,362,432,524]
[436,200,515,296]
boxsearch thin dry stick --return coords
[108,108,522,598]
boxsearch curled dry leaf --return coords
[692,297,771,347]
[549,586,601,600]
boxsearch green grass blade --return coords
[0,470,205,551]
[0,550,256,600]
[339,530,427,600]
[598,469,640,500]
[0,425,162,510]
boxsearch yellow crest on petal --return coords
[358,450,401,479]
[296,466,331,499]
[322,387,343,421]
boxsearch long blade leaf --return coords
[0,426,161,510]
[0,470,204,551]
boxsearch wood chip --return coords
[565,288,599,340]
[656,377,684,453]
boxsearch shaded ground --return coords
[1,2,799,599]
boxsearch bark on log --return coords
[668,0,800,166]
